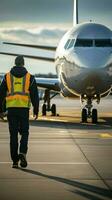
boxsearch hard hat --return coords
[15,56,24,65]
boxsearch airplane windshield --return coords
[67,39,75,49]
[95,39,112,47]
[75,39,93,47]
[65,38,112,49]
[64,39,71,49]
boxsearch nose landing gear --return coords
[92,108,98,123]
[82,108,87,123]
[81,96,99,123]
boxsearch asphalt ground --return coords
[0,96,112,200]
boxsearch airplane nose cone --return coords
[74,49,111,68]
[81,72,102,95]
[76,69,111,96]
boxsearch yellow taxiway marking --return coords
[38,116,69,123]
[0,162,89,165]
[100,133,112,138]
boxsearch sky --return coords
[0,0,112,74]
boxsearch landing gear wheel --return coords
[42,104,47,116]
[82,108,87,123]
[51,104,56,116]
[92,109,98,123]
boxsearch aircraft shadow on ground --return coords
[19,168,112,200]
[29,116,112,130]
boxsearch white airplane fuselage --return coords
[55,23,112,99]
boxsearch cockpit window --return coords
[95,39,112,47]
[64,39,71,49]
[75,39,93,47]
[65,38,112,49]
[67,39,75,49]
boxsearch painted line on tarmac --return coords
[100,133,112,138]
[0,162,89,165]
[39,117,69,122]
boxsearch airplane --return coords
[0,73,4,84]
[0,0,112,123]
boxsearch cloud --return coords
[0,26,67,45]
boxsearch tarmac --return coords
[0,96,112,200]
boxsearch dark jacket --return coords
[0,66,39,115]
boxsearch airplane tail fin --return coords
[73,0,79,26]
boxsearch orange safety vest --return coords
[6,72,31,108]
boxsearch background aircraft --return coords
[0,0,112,123]
[0,73,4,83]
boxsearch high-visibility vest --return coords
[6,72,31,108]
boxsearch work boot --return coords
[0,113,5,121]
[19,153,27,168]
[12,161,18,169]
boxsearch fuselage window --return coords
[64,39,71,49]
[95,39,112,47]
[75,39,93,47]
[67,39,75,49]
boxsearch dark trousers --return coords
[7,108,29,162]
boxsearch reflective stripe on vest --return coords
[6,72,31,108]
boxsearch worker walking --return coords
[0,56,39,168]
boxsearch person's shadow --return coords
[19,168,112,200]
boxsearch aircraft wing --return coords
[3,42,57,51]
[35,77,60,91]
[1,42,60,91]
[0,52,55,62]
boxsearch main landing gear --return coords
[81,96,100,123]
[42,89,58,116]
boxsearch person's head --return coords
[15,56,24,66]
